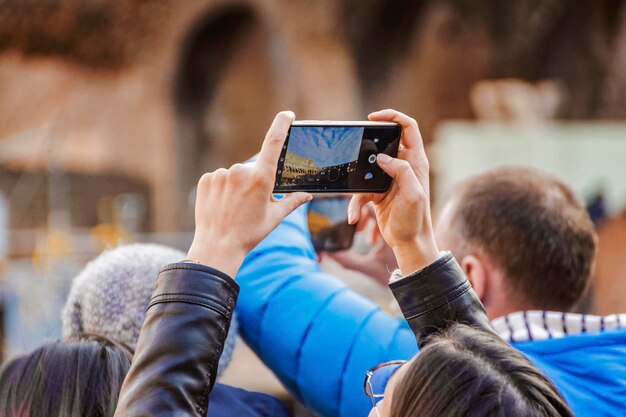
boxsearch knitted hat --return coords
[62,243,238,377]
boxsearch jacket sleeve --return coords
[389,252,494,348]
[114,263,239,417]
[236,205,418,417]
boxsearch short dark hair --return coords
[390,324,573,416]
[0,334,132,417]
[448,167,596,311]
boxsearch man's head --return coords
[62,243,238,376]
[435,167,597,318]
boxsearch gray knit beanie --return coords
[61,243,238,377]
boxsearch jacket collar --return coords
[491,311,626,343]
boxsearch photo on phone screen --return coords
[274,122,401,193]
[307,196,356,252]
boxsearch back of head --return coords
[0,335,132,417]
[390,324,573,417]
[61,243,238,375]
[62,244,186,349]
[446,167,597,311]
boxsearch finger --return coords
[348,194,370,224]
[197,168,227,193]
[355,205,370,233]
[275,192,312,220]
[368,220,381,245]
[355,203,375,232]
[257,111,296,174]
[368,109,424,154]
[376,153,419,189]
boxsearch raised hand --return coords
[347,109,439,275]
[187,111,312,276]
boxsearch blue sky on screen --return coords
[288,127,363,167]
[310,198,350,224]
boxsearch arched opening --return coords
[341,0,427,102]
[173,4,280,228]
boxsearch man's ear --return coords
[460,255,488,300]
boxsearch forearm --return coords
[114,263,239,417]
[389,252,494,348]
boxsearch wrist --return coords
[391,237,440,276]
[187,238,247,278]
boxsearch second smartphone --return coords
[307,195,356,252]
[274,121,401,193]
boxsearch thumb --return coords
[376,154,419,189]
[275,192,313,220]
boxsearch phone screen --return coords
[274,124,401,193]
[307,196,356,252]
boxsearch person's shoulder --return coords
[513,327,626,356]
[514,329,626,416]
[208,383,293,417]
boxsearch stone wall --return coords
[1,0,625,231]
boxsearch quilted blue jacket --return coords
[236,205,626,417]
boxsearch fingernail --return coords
[305,194,313,202]
[347,210,355,224]
[377,153,392,164]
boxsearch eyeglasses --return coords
[363,360,406,416]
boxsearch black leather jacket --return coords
[389,252,494,347]
[114,253,490,416]
[114,263,239,417]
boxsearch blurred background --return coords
[1,0,626,408]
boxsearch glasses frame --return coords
[363,360,407,416]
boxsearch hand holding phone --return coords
[187,111,312,276]
[347,109,440,276]
[321,203,399,285]
[273,121,401,193]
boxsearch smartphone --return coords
[307,196,357,252]
[274,121,401,193]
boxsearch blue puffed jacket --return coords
[236,205,626,417]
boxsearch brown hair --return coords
[390,324,573,416]
[0,334,132,417]
[447,167,596,311]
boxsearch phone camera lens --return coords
[368,154,377,164]
[327,168,340,182]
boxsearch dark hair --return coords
[390,324,573,416]
[0,334,132,417]
[449,167,596,311]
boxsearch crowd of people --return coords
[0,109,624,417]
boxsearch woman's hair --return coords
[0,334,132,417]
[390,324,573,417]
